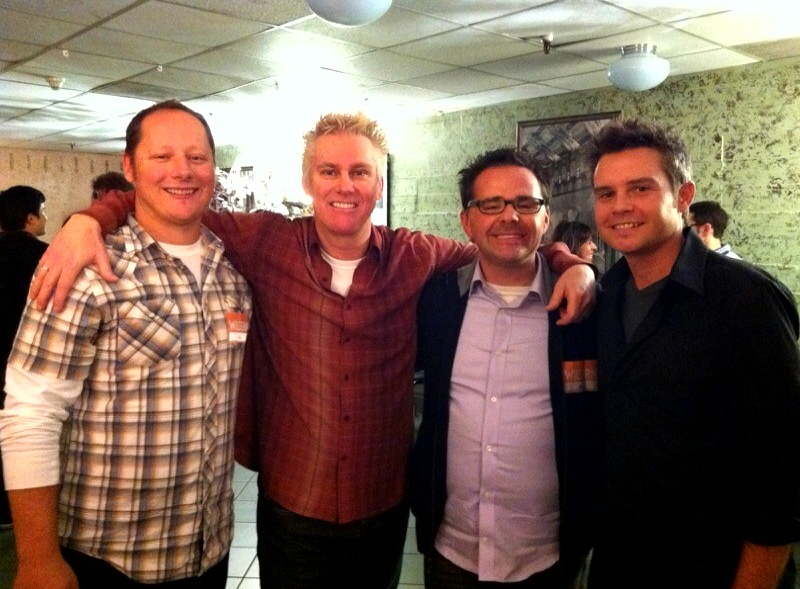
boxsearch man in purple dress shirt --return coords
[411,148,601,589]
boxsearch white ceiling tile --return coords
[0,7,83,44]
[476,51,605,83]
[392,28,540,67]
[130,66,247,95]
[66,27,206,64]
[407,68,521,94]
[289,6,461,48]
[564,25,721,63]
[92,80,202,102]
[540,69,613,91]
[393,0,553,26]
[360,83,453,104]
[24,48,151,79]
[335,50,454,83]
[174,50,282,80]
[672,9,800,46]
[0,0,136,25]
[12,66,114,92]
[0,79,81,105]
[477,0,656,45]
[60,93,153,116]
[225,28,372,67]
[602,0,733,22]
[0,39,45,61]
[167,0,312,25]
[102,0,270,46]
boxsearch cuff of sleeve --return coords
[2,450,60,489]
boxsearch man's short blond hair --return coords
[302,112,388,183]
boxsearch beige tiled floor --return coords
[226,463,424,589]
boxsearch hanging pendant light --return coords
[607,44,670,92]
[306,0,392,27]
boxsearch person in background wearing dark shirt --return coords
[0,185,48,527]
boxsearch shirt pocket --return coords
[116,298,181,365]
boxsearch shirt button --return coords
[486,445,492,452]
[343,415,350,422]
[344,374,349,381]
[341,455,347,462]
[490,396,497,403]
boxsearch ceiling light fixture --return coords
[607,44,670,92]
[305,0,392,27]
[45,76,65,90]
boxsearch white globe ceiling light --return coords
[306,0,392,27]
[607,44,670,92]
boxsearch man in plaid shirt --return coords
[0,101,251,589]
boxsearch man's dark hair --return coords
[458,148,552,209]
[586,118,692,192]
[689,200,730,238]
[125,99,215,160]
[0,185,46,231]
[553,220,593,255]
[91,171,133,198]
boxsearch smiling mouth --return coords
[164,188,197,196]
[331,202,356,209]
[612,222,642,229]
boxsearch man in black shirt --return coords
[0,185,49,526]
[587,119,800,589]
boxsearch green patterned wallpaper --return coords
[390,56,800,296]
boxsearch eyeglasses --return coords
[465,196,545,215]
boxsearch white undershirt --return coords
[320,250,363,297]
[161,238,204,285]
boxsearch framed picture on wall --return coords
[517,112,620,272]
[371,155,391,227]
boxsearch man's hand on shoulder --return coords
[29,214,116,313]
[547,264,596,325]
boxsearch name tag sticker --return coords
[225,310,249,343]
[563,360,598,393]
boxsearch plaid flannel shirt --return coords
[4,217,251,582]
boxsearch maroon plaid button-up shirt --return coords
[88,195,581,524]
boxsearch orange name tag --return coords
[562,360,598,393]
[225,311,249,343]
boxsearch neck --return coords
[315,221,371,260]
[626,232,683,290]
[135,215,202,245]
[706,236,722,250]
[479,256,538,287]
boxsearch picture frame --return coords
[517,112,621,272]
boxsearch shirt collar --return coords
[603,227,707,296]
[308,218,383,263]
[463,253,549,302]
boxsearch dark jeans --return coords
[425,549,564,589]
[62,548,228,589]
[256,495,408,589]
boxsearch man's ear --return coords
[460,209,473,242]
[676,181,696,214]
[697,222,714,239]
[24,212,38,231]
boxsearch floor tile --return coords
[234,500,257,523]
[228,547,257,578]
[232,521,257,548]
[399,552,424,585]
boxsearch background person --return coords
[686,200,742,259]
[90,171,133,201]
[552,220,597,263]
[0,185,48,530]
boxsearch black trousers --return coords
[62,548,229,589]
